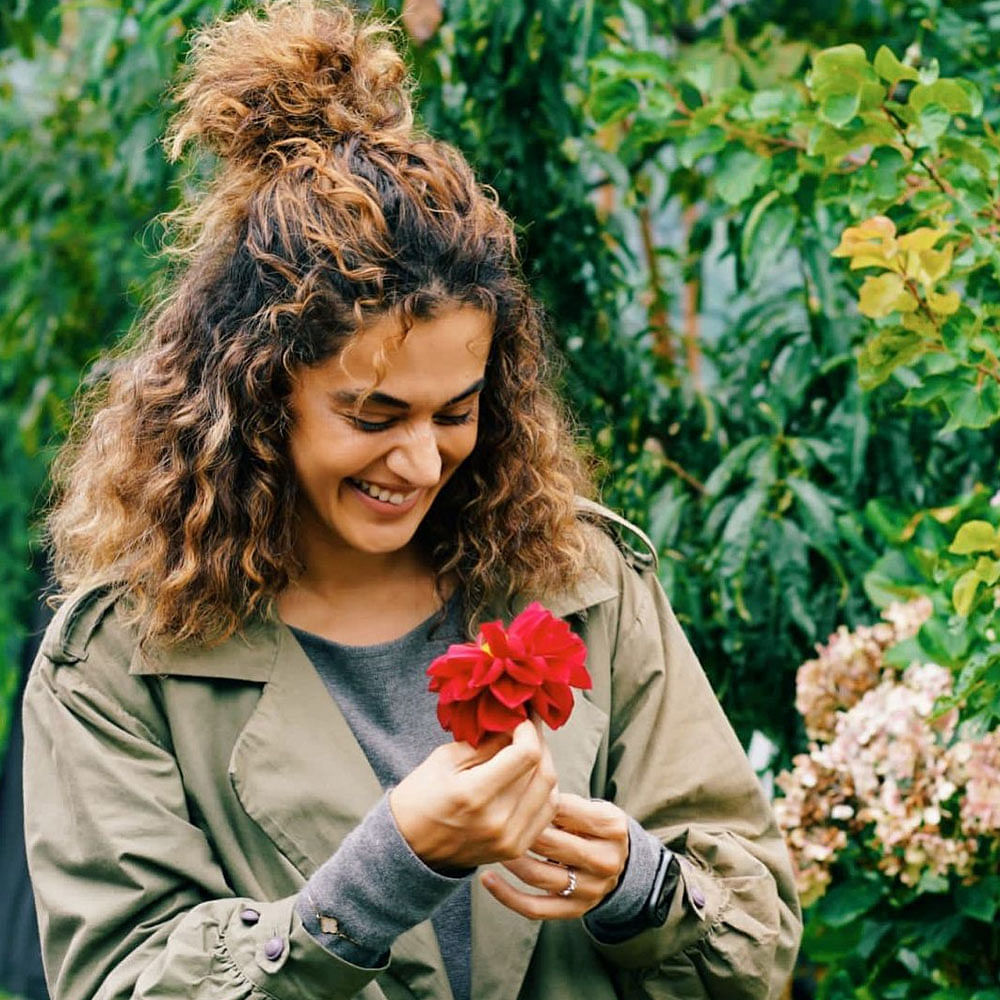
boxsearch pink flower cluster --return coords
[776,600,1000,905]
[795,597,932,742]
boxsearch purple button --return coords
[264,937,285,961]
[240,908,260,926]
[690,886,706,908]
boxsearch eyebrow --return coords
[333,377,486,411]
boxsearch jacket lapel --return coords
[231,623,455,999]
[135,620,453,999]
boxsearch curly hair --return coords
[47,0,596,646]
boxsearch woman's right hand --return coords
[388,718,559,871]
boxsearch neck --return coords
[277,537,446,645]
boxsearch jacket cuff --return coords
[295,792,470,967]
[585,852,727,970]
[583,817,665,941]
[218,894,387,1000]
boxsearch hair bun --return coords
[168,0,412,164]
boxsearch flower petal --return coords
[490,673,536,708]
[478,693,528,734]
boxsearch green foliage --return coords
[0,1,239,755]
[583,1,1000,749]
[791,487,1000,997]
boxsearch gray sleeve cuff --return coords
[295,792,471,967]
[583,816,666,941]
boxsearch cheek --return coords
[446,426,481,467]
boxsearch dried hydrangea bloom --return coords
[775,754,853,905]
[795,598,932,742]
[955,731,1000,836]
[777,644,996,901]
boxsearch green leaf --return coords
[714,147,771,206]
[702,435,767,496]
[858,328,928,388]
[787,477,839,541]
[588,78,638,124]
[917,617,970,665]
[873,46,919,85]
[816,879,885,927]
[864,550,924,606]
[820,89,861,127]
[953,569,983,616]
[719,486,769,620]
[677,125,726,168]
[910,79,975,115]
[955,876,1000,923]
[942,376,1000,431]
[916,103,951,143]
[741,192,796,284]
[748,88,800,120]
[948,520,998,555]
[810,44,870,96]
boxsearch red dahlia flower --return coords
[427,602,591,748]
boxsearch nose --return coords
[385,422,442,487]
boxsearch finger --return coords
[471,718,543,790]
[504,758,559,850]
[449,731,513,769]
[499,856,604,904]
[529,825,624,878]
[480,870,586,921]
[552,793,630,839]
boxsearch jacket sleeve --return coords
[589,556,802,1000]
[22,640,386,1000]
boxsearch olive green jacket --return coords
[23,520,801,1000]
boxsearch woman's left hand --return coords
[480,792,630,919]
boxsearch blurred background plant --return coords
[5,1,1000,995]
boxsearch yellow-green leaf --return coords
[927,290,960,315]
[928,504,961,524]
[850,254,900,271]
[858,273,916,317]
[953,569,982,616]
[901,312,938,336]
[911,245,953,285]
[974,556,1000,585]
[898,227,949,251]
[832,215,897,260]
[949,520,999,555]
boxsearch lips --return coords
[348,477,418,507]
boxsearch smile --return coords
[348,478,419,507]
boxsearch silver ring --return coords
[557,867,577,898]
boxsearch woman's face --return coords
[286,303,492,561]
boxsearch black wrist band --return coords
[588,847,679,944]
[645,848,680,927]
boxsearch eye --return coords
[434,411,475,426]
[346,415,397,433]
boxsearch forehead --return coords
[310,305,493,401]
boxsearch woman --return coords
[23,3,801,999]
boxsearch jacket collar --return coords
[128,571,617,681]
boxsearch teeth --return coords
[353,479,413,506]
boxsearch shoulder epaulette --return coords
[40,584,121,665]
[575,497,659,572]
